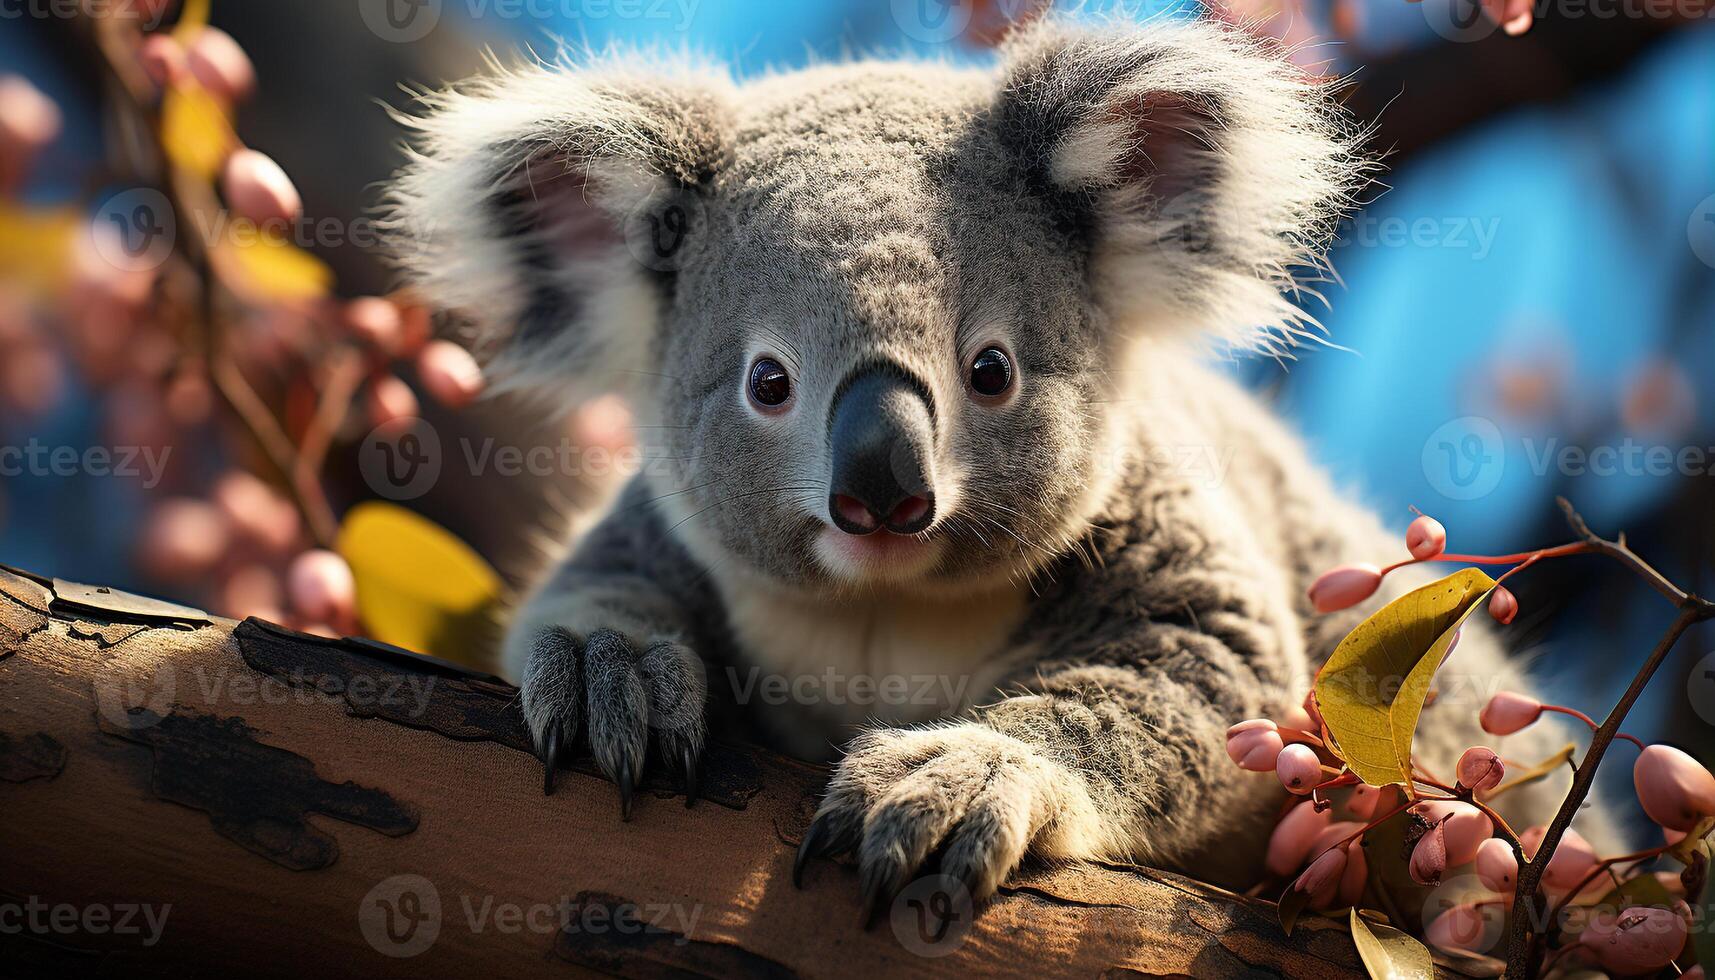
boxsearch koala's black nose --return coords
[827,365,936,536]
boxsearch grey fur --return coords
[386,17,1599,903]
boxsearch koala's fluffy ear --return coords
[994,19,1369,353]
[383,58,734,411]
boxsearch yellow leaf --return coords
[336,502,504,664]
[1484,742,1576,801]
[0,204,79,296]
[161,83,235,180]
[172,0,211,38]
[211,225,333,303]
[1316,569,1497,787]
[1350,908,1434,980]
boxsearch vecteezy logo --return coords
[359,0,442,43]
[1421,0,1502,43]
[92,188,175,274]
[891,0,973,44]
[1422,416,1505,501]
[1420,874,1505,955]
[359,417,442,501]
[622,187,705,273]
[889,874,974,957]
[1688,650,1715,728]
[1689,194,1715,270]
[92,662,177,731]
[359,875,441,958]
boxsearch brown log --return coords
[0,563,1460,978]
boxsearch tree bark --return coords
[0,563,1454,978]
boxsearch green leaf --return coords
[1350,907,1434,980]
[1315,569,1497,787]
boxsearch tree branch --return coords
[1503,501,1715,977]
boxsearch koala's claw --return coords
[617,757,635,821]
[682,747,700,808]
[796,725,1067,916]
[519,626,707,816]
[541,727,563,796]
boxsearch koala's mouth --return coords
[811,525,944,585]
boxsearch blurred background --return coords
[0,0,1711,812]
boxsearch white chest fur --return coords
[715,579,1032,736]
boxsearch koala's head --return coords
[385,19,1364,597]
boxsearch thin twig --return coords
[1502,501,1715,978]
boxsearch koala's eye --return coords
[748,357,792,409]
[968,347,1014,399]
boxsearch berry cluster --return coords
[1228,510,1714,977]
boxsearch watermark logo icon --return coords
[1688,650,1715,728]
[889,874,974,957]
[359,0,442,43]
[92,188,175,274]
[1421,874,1506,954]
[1423,416,1506,501]
[891,0,973,44]
[622,186,705,273]
[360,418,442,501]
[1689,193,1715,270]
[1421,0,1502,43]
[359,874,442,958]
[93,662,176,731]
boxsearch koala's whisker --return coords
[612,480,726,517]
[663,484,827,537]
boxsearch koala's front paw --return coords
[796,723,1074,922]
[520,627,706,818]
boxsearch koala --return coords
[385,17,1593,911]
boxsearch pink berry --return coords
[1425,901,1501,954]
[1410,821,1449,885]
[416,340,484,409]
[1226,720,1285,772]
[287,550,356,630]
[1346,783,1381,820]
[1521,826,1600,894]
[1578,904,1690,976]
[1487,586,1518,625]
[1226,718,1275,738]
[1405,514,1446,560]
[1307,563,1382,613]
[1275,702,1316,733]
[345,297,403,354]
[367,373,420,426]
[1277,744,1322,795]
[184,27,255,103]
[1457,746,1505,793]
[1336,842,1368,907]
[0,74,62,152]
[1411,800,1493,866]
[136,498,230,582]
[139,34,187,89]
[212,470,300,556]
[1633,744,1715,832]
[1290,846,1347,908]
[1474,837,1517,892]
[222,149,302,228]
[1265,801,1331,877]
[1479,691,1543,735]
